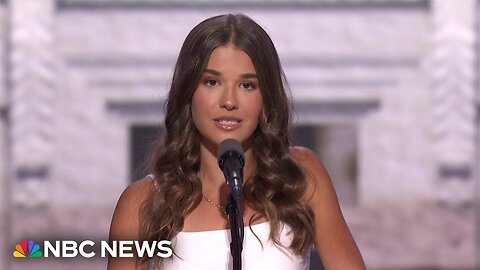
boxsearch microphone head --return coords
[217,138,244,159]
[217,139,245,171]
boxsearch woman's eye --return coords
[241,82,256,90]
[205,79,218,87]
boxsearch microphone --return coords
[218,139,245,268]
[217,138,245,202]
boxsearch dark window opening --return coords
[130,125,163,182]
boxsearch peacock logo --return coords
[13,240,43,258]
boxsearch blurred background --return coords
[0,0,479,269]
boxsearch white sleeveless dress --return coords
[153,222,310,270]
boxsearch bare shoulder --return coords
[288,145,339,217]
[117,176,154,209]
[107,176,154,270]
[109,175,154,240]
[289,146,366,269]
[289,146,330,201]
[289,146,325,173]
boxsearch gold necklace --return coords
[202,194,226,213]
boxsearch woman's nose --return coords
[219,85,238,110]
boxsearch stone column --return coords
[8,0,56,239]
[430,0,478,267]
[431,0,477,202]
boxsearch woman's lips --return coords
[214,118,242,131]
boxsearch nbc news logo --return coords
[13,239,172,258]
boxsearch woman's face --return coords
[191,43,263,149]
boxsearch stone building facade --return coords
[0,0,479,269]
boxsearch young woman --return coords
[108,14,365,270]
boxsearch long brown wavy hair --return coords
[140,13,314,265]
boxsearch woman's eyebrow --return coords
[203,69,257,79]
[203,68,221,76]
[240,73,258,79]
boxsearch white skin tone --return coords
[107,43,366,269]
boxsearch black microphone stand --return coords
[226,193,244,270]
[217,139,245,270]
